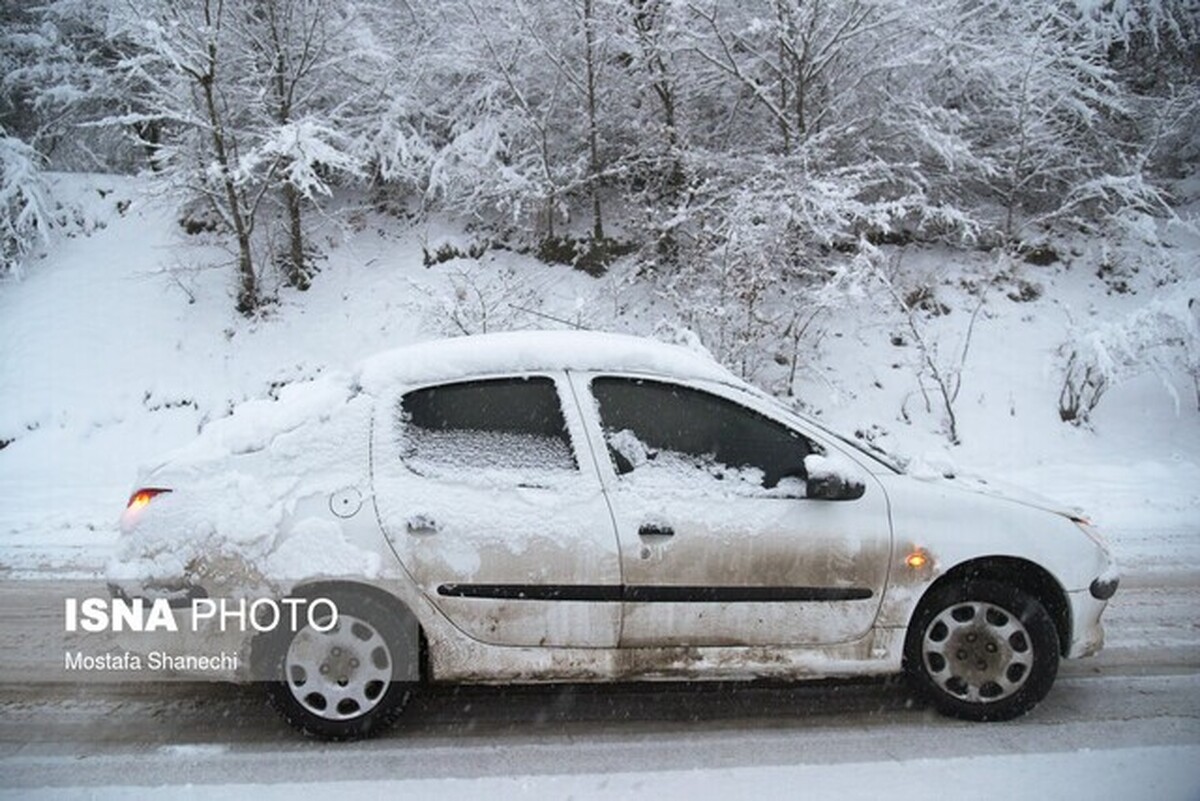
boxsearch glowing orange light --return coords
[905,551,928,569]
[126,488,171,512]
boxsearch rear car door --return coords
[372,373,622,647]
[570,373,892,648]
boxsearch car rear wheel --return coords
[260,590,413,740]
[904,579,1059,721]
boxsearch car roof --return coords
[356,330,742,392]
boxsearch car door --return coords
[569,372,892,648]
[372,373,622,648]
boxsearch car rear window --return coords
[397,376,577,475]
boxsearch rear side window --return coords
[397,376,577,477]
[591,377,813,495]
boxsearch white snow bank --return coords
[3,744,1195,801]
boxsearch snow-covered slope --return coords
[1,173,1197,577]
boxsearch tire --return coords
[258,589,415,740]
[904,579,1059,721]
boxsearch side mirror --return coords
[806,473,866,501]
[804,453,866,501]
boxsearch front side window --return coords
[591,377,815,496]
[397,376,577,479]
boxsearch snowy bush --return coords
[426,262,547,336]
[1058,349,1111,426]
[1059,285,1200,425]
[0,131,53,278]
[875,251,995,445]
[241,120,361,202]
[653,167,880,386]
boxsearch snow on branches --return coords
[1060,284,1200,425]
[240,120,361,200]
[0,130,53,278]
[3,0,1194,319]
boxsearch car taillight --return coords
[126,488,172,512]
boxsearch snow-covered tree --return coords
[685,0,916,156]
[936,1,1175,239]
[425,0,631,255]
[424,0,572,236]
[108,0,270,312]
[618,0,686,200]
[237,0,370,290]
[0,1,168,172]
[344,2,438,192]
[5,0,1194,340]
[106,0,388,312]
[0,129,54,278]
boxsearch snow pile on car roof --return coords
[357,330,739,391]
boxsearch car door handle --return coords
[638,524,674,538]
[406,514,439,535]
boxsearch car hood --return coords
[907,469,1083,520]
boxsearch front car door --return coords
[372,373,622,648]
[569,373,892,648]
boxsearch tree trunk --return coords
[282,180,309,290]
[235,232,257,315]
[200,73,257,315]
[583,0,604,241]
[632,0,684,196]
[197,0,257,315]
[267,7,309,291]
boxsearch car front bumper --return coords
[1066,583,1115,659]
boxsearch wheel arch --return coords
[250,580,425,683]
[911,557,1072,658]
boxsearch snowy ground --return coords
[0,174,1198,797]
[4,740,1199,800]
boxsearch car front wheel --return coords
[259,590,413,740]
[904,579,1059,721]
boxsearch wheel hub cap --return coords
[922,601,1034,703]
[284,614,393,720]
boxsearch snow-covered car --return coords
[108,331,1118,739]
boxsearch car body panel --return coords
[107,331,1115,689]
[567,371,893,647]
[371,373,623,648]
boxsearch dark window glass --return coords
[592,377,813,490]
[398,377,576,474]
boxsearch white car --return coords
[109,331,1118,739]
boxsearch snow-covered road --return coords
[0,560,1197,799]
[0,660,1196,797]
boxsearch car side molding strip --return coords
[623,585,873,602]
[438,584,621,602]
[436,584,872,602]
